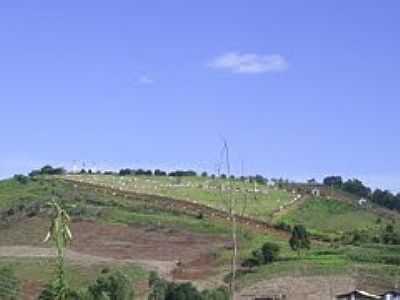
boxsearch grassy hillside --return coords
[2,175,400,298]
[277,197,384,236]
[63,174,400,237]
[63,174,294,221]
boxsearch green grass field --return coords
[64,174,294,221]
[277,197,386,236]
[0,257,147,296]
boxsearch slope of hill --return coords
[2,175,400,299]
[63,174,296,222]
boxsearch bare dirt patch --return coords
[0,217,227,281]
[69,220,226,279]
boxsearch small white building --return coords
[311,188,321,197]
[358,198,368,206]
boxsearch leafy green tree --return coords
[148,272,168,300]
[165,282,202,300]
[261,242,280,264]
[86,270,134,300]
[201,287,229,300]
[342,179,371,198]
[289,225,310,256]
[323,176,343,187]
[244,242,280,267]
[14,174,29,184]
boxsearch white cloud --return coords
[208,52,288,74]
[137,75,154,85]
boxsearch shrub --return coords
[274,221,292,232]
[13,174,29,184]
[201,287,229,300]
[261,242,280,264]
[165,282,202,300]
[243,242,280,267]
[86,270,134,300]
[38,282,80,300]
[0,266,19,300]
[289,225,311,256]
[148,272,228,300]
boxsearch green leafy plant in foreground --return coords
[39,199,73,300]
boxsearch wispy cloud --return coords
[137,75,154,85]
[208,52,288,74]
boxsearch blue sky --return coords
[1,1,399,191]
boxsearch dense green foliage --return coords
[323,175,400,211]
[148,272,228,300]
[289,225,311,256]
[29,165,66,177]
[243,242,280,267]
[85,270,134,300]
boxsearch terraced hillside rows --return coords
[58,176,290,238]
[62,175,400,239]
[64,175,296,222]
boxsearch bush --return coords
[289,225,311,256]
[201,287,229,300]
[274,221,292,232]
[29,165,66,177]
[261,242,280,264]
[38,282,80,300]
[0,266,19,299]
[165,282,202,300]
[148,272,228,300]
[243,242,280,267]
[168,170,197,177]
[154,169,167,176]
[13,174,29,184]
[86,270,134,300]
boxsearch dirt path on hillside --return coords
[271,194,310,221]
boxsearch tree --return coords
[201,171,208,177]
[165,282,202,300]
[244,242,280,267]
[119,169,133,176]
[342,178,371,198]
[148,272,228,300]
[201,287,229,300]
[154,169,167,176]
[289,225,310,256]
[86,270,134,300]
[14,174,29,184]
[261,242,280,264]
[323,176,343,187]
[254,175,266,185]
[40,199,73,300]
[148,272,168,300]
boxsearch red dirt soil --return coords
[0,217,228,298]
[71,220,224,263]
